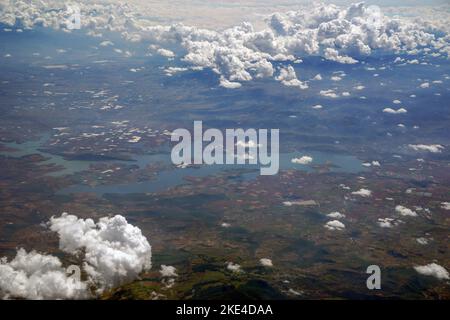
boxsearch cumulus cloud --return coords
[164,66,188,76]
[156,48,175,58]
[324,48,358,64]
[0,213,153,299]
[259,258,273,267]
[351,188,372,197]
[383,108,407,114]
[226,262,242,273]
[331,75,342,81]
[324,220,345,231]
[414,263,449,280]
[1,1,448,89]
[395,205,417,217]
[327,211,345,219]
[160,265,177,278]
[377,217,397,228]
[416,237,429,245]
[408,144,444,153]
[320,89,339,98]
[276,66,308,89]
[0,249,89,300]
[291,155,313,165]
[99,40,114,47]
[219,76,242,89]
[49,213,152,291]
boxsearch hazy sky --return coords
[117,0,449,29]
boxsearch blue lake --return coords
[1,136,367,195]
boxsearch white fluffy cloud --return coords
[226,262,242,273]
[0,213,153,299]
[276,66,308,89]
[395,205,417,217]
[291,155,313,165]
[156,48,175,58]
[416,237,429,245]
[259,258,273,267]
[160,265,177,278]
[383,108,407,114]
[408,144,444,153]
[1,1,448,88]
[327,211,345,219]
[0,249,88,300]
[351,188,372,197]
[377,217,396,228]
[49,213,152,291]
[0,213,153,300]
[324,220,346,231]
[219,76,242,89]
[320,89,339,98]
[414,263,449,280]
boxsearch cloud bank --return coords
[1,1,449,88]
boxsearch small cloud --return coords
[276,66,308,89]
[99,40,114,47]
[324,220,345,231]
[320,89,338,98]
[160,265,178,278]
[259,258,273,267]
[351,188,372,197]
[164,67,188,76]
[327,212,345,219]
[395,205,418,217]
[416,237,429,245]
[383,108,407,114]
[226,262,242,273]
[156,48,175,58]
[414,263,449,280]
[219,76,242,89]
[377,218,397,228]
[291,156,313,165]
[408,144,444,153]
[288,288,303,296]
